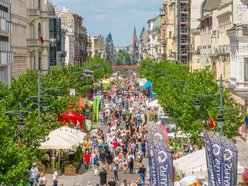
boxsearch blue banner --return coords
[148,122,174,186]
[204,131,216,186]
[221,136,238,186]
[204,130,238,186]
[147,139,158,186]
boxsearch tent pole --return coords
[52,149,55,171]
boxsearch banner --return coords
[204,131,218,186]
[147,138,158,186]
[148,122,174,186]
[221,136,238,186]
[204,130,238,186]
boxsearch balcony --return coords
[27,39,49,48]
[28,9,40,16]
[217,3,232,18]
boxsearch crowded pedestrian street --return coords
[43,72,151,186]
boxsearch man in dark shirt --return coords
[107,177,117,186]
[99,167,108,186]
[138,164,146,183]
[99,150,106,168]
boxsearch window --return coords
[244,58,248,81]
[38,22,41,39]
[38,0,41,10]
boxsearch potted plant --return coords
[55,161,61,175]
[64,164,76,176]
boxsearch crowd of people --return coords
[81,74,152,186]
[27,73,155,186]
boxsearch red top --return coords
[113,141,119,149]
[84,153,91,163]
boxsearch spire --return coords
[133,26,137,42]
[132,26,138,54]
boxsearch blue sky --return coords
[51,0,161,46]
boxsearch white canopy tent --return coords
[39,135,77,150]
[39,126,86,170]
[39,126,86,150]
[174,148,244,178]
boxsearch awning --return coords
[203,0,221,11]
[39,126,86,150]
[142,80,152,89]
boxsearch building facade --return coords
[48,3,62,67]
[0,0,12,84]
[11,0,27,78]
[105,32,114,65]
[26,0,50,72]
[55,7,87,66]
[90,35,105,59]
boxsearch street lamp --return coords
[215,114,225,129]
[41,100,49,112]
[193,74,245,134]
[16,118,26,130]
[230,118,235,127]
[57,91,63,100]
[194,100,201,110]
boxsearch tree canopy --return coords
[0,56,112,185]
[139,58,243,145]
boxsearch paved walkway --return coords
[45,122,148,186]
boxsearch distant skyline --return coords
[51,0,162,46]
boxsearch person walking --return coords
[107,177,117,186]
[38,172,47,186]
[99,167,108,186]
[128,153,134,174]
[52,169,58,186]
[93,154,100,176]
[137,164,146,183]
[120,179,129,186]
[83,150,91,171]
[113,163,118,181]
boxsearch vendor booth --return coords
[39,126,86,175]
[58,111,85,129]
[174,148,244,179]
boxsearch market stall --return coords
[39,126,86,175]
[174,148,244,179]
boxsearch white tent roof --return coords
[39,135,77,150]
[50,126,85,143]
[174,148,244,177]
[39,126,86,150]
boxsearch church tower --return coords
[132,27,138,64]
[132,27,138,54]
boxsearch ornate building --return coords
[26,0,50,72]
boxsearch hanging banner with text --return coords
[204,130,238,186]
[148,122,174,186]
[147,136,158,186]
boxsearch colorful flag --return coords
[208,113,215,128]
[39,36,44,44]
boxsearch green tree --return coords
[139,59,243,144]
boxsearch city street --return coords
[45,121,148,186]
